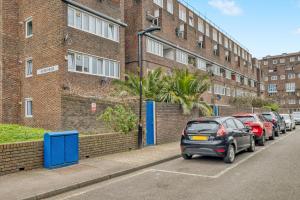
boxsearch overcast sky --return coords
[185,0,300,58]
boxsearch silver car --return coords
[280,114,295,131]
[292,112,300,125]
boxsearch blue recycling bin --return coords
[44,130,79,169]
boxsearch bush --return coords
[98,105,137,134]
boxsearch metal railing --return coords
[178,0,249,52]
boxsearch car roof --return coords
[188,116,235,124]
[232,113,256,117]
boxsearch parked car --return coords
[233,113,275,146]
[292,112,300,125]
[181,117,255,164]
[290,115,296,130]
[262,112,286,136]
[280,114,295,131]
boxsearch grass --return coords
[0,124,46,144]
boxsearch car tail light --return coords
[272,119,277,124]
[217,125,227,137]
[252,126,263,134]
[215,148,225,153]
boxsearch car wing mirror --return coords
[243,126,251,133]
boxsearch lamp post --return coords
[137,27,161,149]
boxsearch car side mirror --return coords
[243,126,251,133]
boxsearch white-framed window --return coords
[290,57,295,62]
[212,65,221,76]
[188,11,194,27]
[146,38,163,57]
[153,0,163,7]
[226,87,231,96]
[167,0,173,14]
[268,84,277,93]
[273,60,278,64]
[233,44,237,54]
[244,77,248,86]
[280,58,285,63]
[25,58,33,77]
[196,58,206,71]
[288,73,296,79]
[68,6,119,42]
[25,17,33,38]
[263,61,268,65]
[280,75,285,80]
[251,80,255,87]
[224,37,228,48]
[67,50,120,79]
[25,98,33,118]
[176,50,188,65]
[286,83,296,92]
[225,70,231,79]
[264,76,268,81]
[214,84,226,95]
[205,23,210,37]
[271,76,278,80]
[288,99,296,105]
[236,74,241,83]
[179,4,186,22]
[212,29,218,42]
[198,18,204,33]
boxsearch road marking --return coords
[151,131,294,179]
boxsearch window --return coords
[268,84,277,93]
[219,33,222,45]
[198,18,204,33]
[147,38,163,57]
[273,60,278,64]
[244,77,248,86]
[263,61,268,65]
[214,84,226,95]
[233,44,237,54]
[179,4,186,22]
[176,50,188,65]
[290,57,295,62]
[188,11,194,27]
[288,73,295,79]
[25,98,33,118]
[236,74,241,83]
[226,87,231,96]
[225,119,237,129]
[298,56,300,61]
[288,99,296,105]
[234,119,245,129]
[286,83,296,92]
[264,76,268,81]
[225,70,231,79]
[68,51,120,79]
[205,23,210,37]
[212,65,221,76]
[280,75,285,80]
[25,58,33,77]
[271,76,277,80]
[280,58,285,64]
[212,29,218,42]
[196,58,206,71]
[25,17,33,38]
[68,6,119,42]
[153,0,163,7]
[167,0,173,14]
[224,37,228,48]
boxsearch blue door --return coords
[146,101,156,145]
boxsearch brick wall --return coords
[0,132,137,176]
[219,105,270,116]
[0,141,44,176]
[155,103,200,144]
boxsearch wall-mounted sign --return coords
[37,65,59,75]
[91,103,97,113]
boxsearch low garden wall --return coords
[0,132,137,176]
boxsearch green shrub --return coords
[98,105,137,134]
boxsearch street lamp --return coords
[137,26,161,149]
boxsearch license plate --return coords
[191,135,208,141]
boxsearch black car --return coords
[181,117,255,163]
[262,112,286,136]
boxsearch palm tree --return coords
[159,68,212,115]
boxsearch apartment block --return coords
[0,0,126,130]
[125,0,261,106]
[260,52,300,111]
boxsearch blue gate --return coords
[146,101,156,145]
[213,105,219,116]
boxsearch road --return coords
[47,129,300,200]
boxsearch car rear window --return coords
[281,115,290,120]
[262,114,272,120]
[235,116,255,122]
[292,113,300,117]
[187,121,219,131]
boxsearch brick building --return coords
[125,0,261,106]
[260,52,300,111]
[0,0,126,130]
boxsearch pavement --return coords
[45,129,300,200]
[0,142,181,200]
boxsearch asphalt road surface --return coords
[47,129,300,200]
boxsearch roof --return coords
[188,116,234,124]
[232,113,256,117]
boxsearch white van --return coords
[292,112,300,125]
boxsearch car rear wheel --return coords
[224,145,235,164]
[258,133,265,146]
[248,137,256,152]
[269,129,275,140]
[182,154,193,160]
